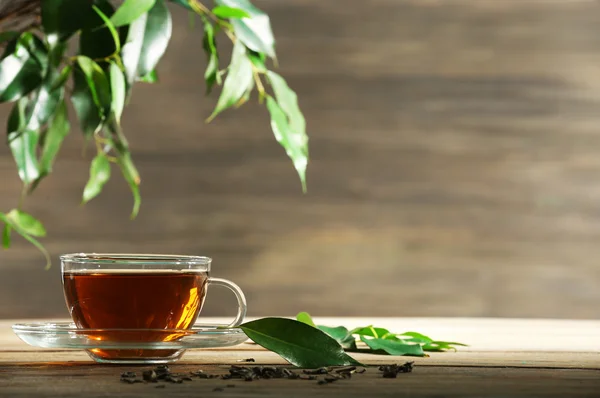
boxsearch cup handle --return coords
[207,277,247,327]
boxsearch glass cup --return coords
[60,253,246,363]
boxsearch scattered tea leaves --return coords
[379,362,414,378]
[361,336,426,357]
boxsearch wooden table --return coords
[1,318,599,397]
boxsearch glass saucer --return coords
[12,322,249,364]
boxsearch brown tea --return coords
[63,270,208,360]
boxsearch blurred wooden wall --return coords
[2,0,600,319]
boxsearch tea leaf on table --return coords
[360,336,426,357]
[295,312,357,350]
[350,326,397,340]
[399,331,468,352]
[240,318,363,368]
[397,331,432,343]
[318,325,357,350]
[295,311,316,327]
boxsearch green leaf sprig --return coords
[232,313,466,368]
[296,312,467,358]
[0,0,308,266]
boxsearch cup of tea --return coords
[60,253,247,363]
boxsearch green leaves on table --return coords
[296,312,467,358]
[360,336,425,357]
[317,325,358,350]
[239,318,362,368]
[397,331,467,352]
[236,314,465,368]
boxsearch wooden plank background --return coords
[2,0,600,319]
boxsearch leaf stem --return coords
[189,0,236,42]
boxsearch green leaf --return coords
[248,51,266,73]
[0,212,51,269]
[265,96,308,192]
[318,325,357,350]
[267,72,305,136]
[38,99,70,177]
[75,56,112,124]
[397,331,432,343]
[215,0,275,58]
[202,21,220,94]
[360,336,426,357]
[138,69,158,83]
[350,326,396,340]
[397,332,467,352]
[0,33,46,103]
[83,154,111,204]
[21,232,52,270]
[51,65,72,91]
[116,150,141,219]
[80,0,118,60]
[6,209,46,237]
[295,312,316,328]
[7,98,40,184]
[209,41,253,119]
[264,73,308,191]
[121,0,172,85]
[2,224,11,249]
[92,5,121,54]
[111,0,157,27]
[42,0,93,44]
[109,63,126,123]
[24,79,63,132]
[212,6,251,19]
[71,68,102,137]
[239,318,362,368]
